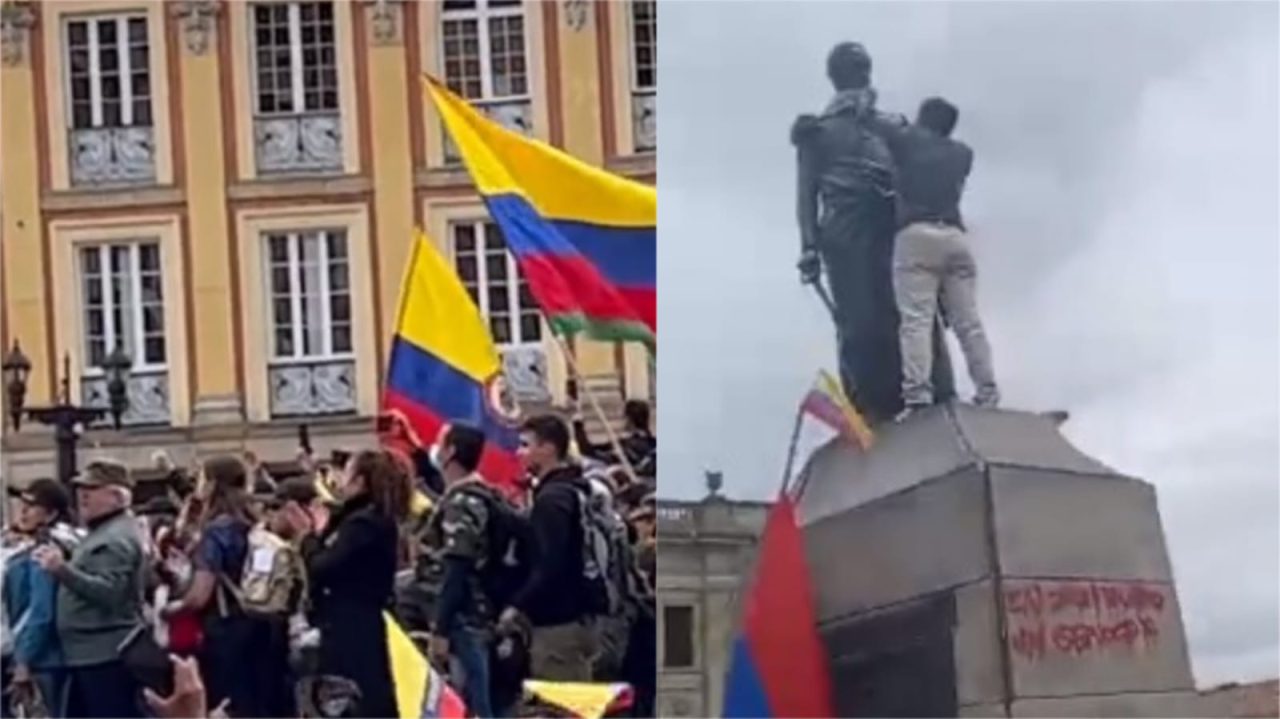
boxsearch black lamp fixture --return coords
[2,341,31,430]
[101,343,132,430]
[2,338,131,487]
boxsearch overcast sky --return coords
[657,0,1279,688]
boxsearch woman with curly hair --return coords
[297,448,411,718]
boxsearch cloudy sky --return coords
[657,1,1278,687]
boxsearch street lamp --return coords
[3,341,31,430]
[2,339,132,487]
[103,344,132,426]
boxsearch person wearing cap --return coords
[32,459,146,718]
[3,478,81,716]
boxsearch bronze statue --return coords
[793,42,956,424]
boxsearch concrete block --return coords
[805,468,991,620]
[1011,690,1200,717]
[1003,576,1195,696]
[798,404,973,523]
[954,579,1006,707]
[791,405,1196,714]
[951,404,1121,477]
[991,468,1175,581]
[797,404,1126,525]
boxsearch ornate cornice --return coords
[365,0,403,46]
[172,0,219,56]
[0,1,36,68]
[563,0,591,32]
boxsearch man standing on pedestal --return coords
[875,97,1000,419]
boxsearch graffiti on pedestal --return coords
[1003,579,1171,662]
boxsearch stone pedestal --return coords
[796,403,1197,718]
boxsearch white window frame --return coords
[250,1,338,116]
[628,0,656,93]
[264,230,353,364]
[440,0,530,102]
[64,13,149,129]
[79,242,166,376]
[452,220,542,348]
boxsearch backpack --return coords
[453,483,534,612]
[230,526,305,618]
[574,475,646,618]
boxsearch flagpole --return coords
[779,398,806,498]
[549,330,641,486]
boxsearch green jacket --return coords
[54,509,145,667]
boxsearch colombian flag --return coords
[424,76,656,348]
[385,613,467,719]
[381,231,523,496]
[722,493,834,718]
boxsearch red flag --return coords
[724,491,834,717]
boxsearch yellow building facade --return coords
[0,0,655,481]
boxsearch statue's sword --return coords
[804,274,858,407]
[805,274,839,322]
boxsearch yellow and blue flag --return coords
[380,230,523,495]
[385,613,467,719]
[424,76,656,347]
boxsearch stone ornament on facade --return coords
[633,92,656,152]
[82,371,170,427]
[269,360,357,417]
[563,0,590,32]
[173,0,219,56]
[255,114,343,174]
[71,127,157,186]
[365,0,402,46]
[0,0,36,68]
[500,346,551,403]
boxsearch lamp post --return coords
[3,340,131,487]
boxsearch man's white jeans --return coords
[893,221,999,407]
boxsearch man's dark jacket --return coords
[877,122,973,231]
[509,466,592,627]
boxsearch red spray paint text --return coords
[1003,579,1169,662]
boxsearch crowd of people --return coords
[0,400,658,719]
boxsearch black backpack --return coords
[572,476,651,619]
[458,485,535,611]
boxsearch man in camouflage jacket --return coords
[423,424,504,718]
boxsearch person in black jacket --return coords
[297,449,411,718]
[499,415,601,682]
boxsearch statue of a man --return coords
[793,42,955,424]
